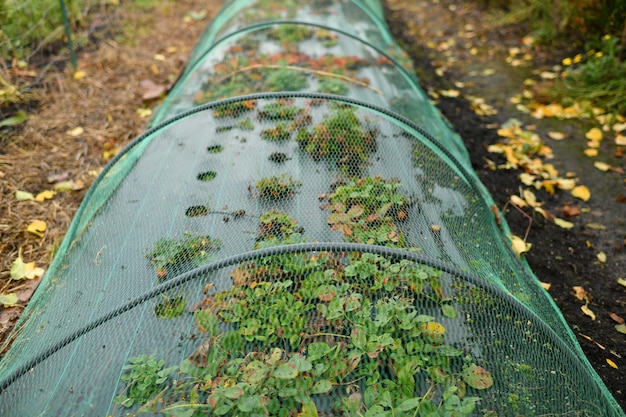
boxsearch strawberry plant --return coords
[147,232,221,280]
[295,106,377,172]
[253,174,302,200]
[324,175,412,247]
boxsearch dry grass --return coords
[0,0,223,349]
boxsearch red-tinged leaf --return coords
[462,364,493,389]
[347,204,364,219]
[610,313,624,325]
[365,213,379,223]
[343,225,353,236]
[561,204,581,217]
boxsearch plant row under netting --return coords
[0,0,623,415]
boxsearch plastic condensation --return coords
[0,1,623,416]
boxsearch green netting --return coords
[0,0,623,416]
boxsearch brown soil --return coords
[0,0,624,410]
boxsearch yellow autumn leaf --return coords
[593,161,610,171]
[26,220,46,237]
[522,189,540,208]
[618,278,626,288]
[540,282,552,291]
[606,359,618,369]
[583,148,598,157]
[509,235,531,257]
[67,126,84,137]
[581,304,596,320]
[519,173,536,186]
[509,195,527,207]
[556,178,576,190]
[597,252,607,263]
[585,127,603,141]
[10,251,45,280]
[421,321,446,335]
[136,108,152,118]
[616,134,626,146]
[73,69,86,80]
[554,217,574,229]
[35,190,56,202]
[439,89,460,97]
[547,131,566,140]
[572,185,591,201]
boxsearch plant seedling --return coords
[147,232,221,279]
[253,174,301,200]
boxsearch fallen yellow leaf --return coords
[583,148,598,157]
[554,217,574,229]
[509,195,527,207]
[581,304,596,320]
[35,190,56,202]
[572,185,591,201]
[597,252,607,263]
[572,286,587,301]
[556,178,576,190]
[585,127,603,141]
[616,134,626,146]
[547,131,566,140]
[522,189,541,208]
[614,122,626,132]
[73,69,86,80]
[67,126,84,137]
[136,108,152,118]
[618,278,626,288]
[10,252,43,280]
[509,235,531,257]
[26,220,46,237]
[593,161,610,171]
[540,282,551,290]
[519,173,536,186]
[606,359,618,369]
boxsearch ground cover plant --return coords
[147,233,221,280]
[116,210,492,416]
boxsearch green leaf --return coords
[441,304,458,318]
[15,190,34,201]
[0,111,28,128]
[311,379,333,394]
[194,309,219,335]
[273,363,298,380]
[395,397,422,412]
[289,354,312,372]
[0,293,18,307]
[237,395,261,413]
[462,364,493,389]
[300,399,319,417]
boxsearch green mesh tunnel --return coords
[0,1,623,416]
